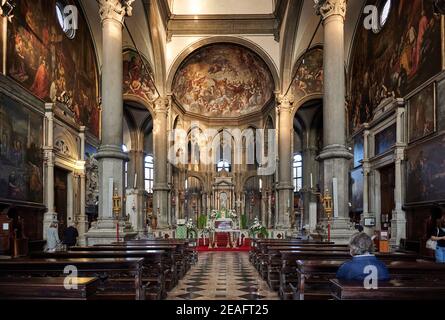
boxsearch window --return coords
[55,1,76,39]
[217,159,231,172]
[144,155,154,193]
[380,0,391,28]
[122,145,128,189]
[293,154,303,192]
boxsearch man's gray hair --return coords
[349,232,374,256]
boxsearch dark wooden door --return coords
[54,167,68,239]
[380,165,395,233]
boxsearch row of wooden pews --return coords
[250,238,445,300]
[0,238,196,300]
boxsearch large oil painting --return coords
[349,0,442,133]
[353,134,364,168]
[351,168,364,213]
[0,93,43,204]
[291,47,323,102]
[409,83,436,142]
[172,43,274,117]
[375,124,396,156]
[123,50,159,105]
[7,0,100,137]
[406,134,445,204]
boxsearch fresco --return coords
[353,134,364,168]
[351,168,364,213]
[349,0,442,133]
[375,124,396,156]
[7,0,100,137]
[123,50,159,105]
[406,134,445,204]
[409,83,436,142]
[0,93,43,204]
[172,44,274,117]
[291,48,323,102]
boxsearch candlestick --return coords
[310,173,313,189]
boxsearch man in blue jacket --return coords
[336,232,390,282]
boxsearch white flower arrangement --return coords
[210,210,218,220]
[185,218,195,230]
[229,209,237,219]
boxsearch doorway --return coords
[379,164,395,234]
[54,167,69,239]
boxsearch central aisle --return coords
[168,252,278,300]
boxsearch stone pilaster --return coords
[276,94,294,233]
[391,100,407,248]
[153,97,170,228]
[316,0,353,244]
[361,127,375,237]
[43,103,57,239]
[77,126,88,245]
[86,0,136,244]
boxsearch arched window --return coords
[122,144,128,188]
[144,155,154,193]
[293,154,303,192]
[217,159,231,172]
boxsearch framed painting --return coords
[0,92,43,204]
[406,134,445,205]
[350,168,364,213]
[374,124,396,156]
[408,83,436,143]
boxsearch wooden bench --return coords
[0,258,145,300]
[0,277,99,300]
[31,250,167,299]
[330,278,445,300]
[294,259,445,300]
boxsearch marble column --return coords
[316,0,353,243]
[153,97,170,228]
[86,0,136,244]
[43,103,57,239]
[362,126,375,237]
[391,100,407,248]
[276,95,294,232]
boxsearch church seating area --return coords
[249,239,445,300]
[0,239,196,300]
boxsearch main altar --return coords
[207,209,240,248]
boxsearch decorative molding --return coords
[315,0,347,21]
[98,0,135,24]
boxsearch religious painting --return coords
[351,168,364,213]
[353,134,364,168]
[291,47,323,102]
[172,43,274,117]
[437,78,445,132]
[349,0,442,134]
[0,93,43,204]
[7,0,100,137]
[375,124,396,156]
[406,134,445,204]
[123,50,159,105]
[409,83,436,143]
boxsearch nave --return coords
[168,252,277,301]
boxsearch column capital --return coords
[99,0,134,24]
[315,0,347,21]
[154,97,170,114]
[276,94,295,113]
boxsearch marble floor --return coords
[168,252,279,300]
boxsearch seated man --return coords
[336,232,390,282]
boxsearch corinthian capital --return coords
[315,0,347,21]
[277,94,294,108]
[99,0,135,24]
[154,97,170,113]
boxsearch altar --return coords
[209,217,240,248]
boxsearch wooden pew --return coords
[0,277,99,300]
[0,258,144,300]
[73,245,181,288]
[330,278,445,300]
[274,250,417,295]
[295,259,445,300]
[31,250,167,300]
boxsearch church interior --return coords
[0,0,445,303]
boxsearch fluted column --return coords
[316,0,353,243]
[87,0,135,243]
[43,103,56,239]
[153,97,170,228]
[276,95,294,231]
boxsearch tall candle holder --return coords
[113,188,122,242]
[308,188,333,242]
